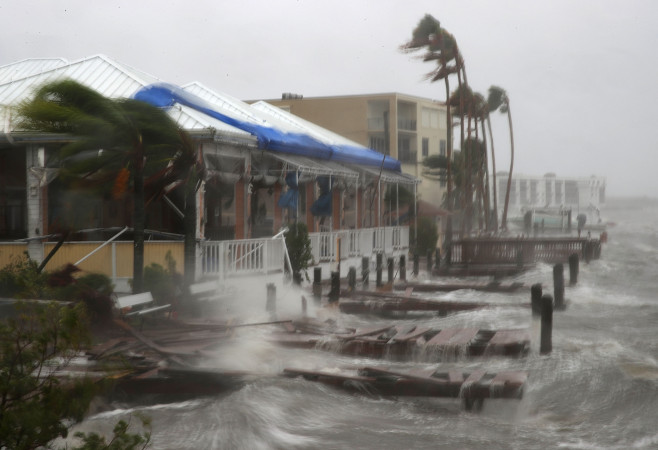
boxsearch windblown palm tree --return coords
[401,14,460,200]
[488,85,514,231]
[17,79,194,293]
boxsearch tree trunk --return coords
[501,103,514,230]
[132,145,145,294]
[486,116,499,230]
[183,181,197,287]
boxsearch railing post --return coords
[553,263,565,310]
[376,253,383,287]
[361,256,369,285]
[399,254,406,281]
[387,257,394,284]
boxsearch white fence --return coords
[200,226,409,278]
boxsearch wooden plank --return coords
[490,371,527,389]
[487,329,530,346]
[448,370,464,384]
[361,366,447,385]
[389,326,431,343]
[341,326,393,340]
[426,328,479,347]
[426,328,462,346]
[462,370,486,385]
[446,328,479,346]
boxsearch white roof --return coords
[0,55,251,139]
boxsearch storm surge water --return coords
[73,198,658,449]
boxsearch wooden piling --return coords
[553,263,565,310]
[387,258,394,283]
[312,267,322,303]
[540,294,553,354]
[435,248,440,271]
[329,271,340,303]
[266,283,277,318]
[568,253,579,286]
[399,255,406,281]
[301,296,307,317]
[348,266,356,291]
[376,253,383,287]
[361,256,369,285]
[413,253,419,276]
[531,283,542,317]
[427,250,433,275]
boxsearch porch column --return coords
[235,179,246,240]
[273,183,283,232]
[195,180,205,281]
[305,182,315,232]
[332,189,341,230]
[25,146,45,263]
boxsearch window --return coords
[422,138,429,157]
[421,107,439,129]
[369,135,387,153]
[439,140,446,156]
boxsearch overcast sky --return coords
[1,0,657,198]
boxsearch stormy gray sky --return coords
[1,0,657,198]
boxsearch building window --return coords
[397,136,416,163]
[369,135,387,153]
[439,140,446,156]
[422,138,429,157]
[421,107,439,129]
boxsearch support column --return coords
[234,179,246,240]
[332,189,341,231]
[26,146,45,262]
[273,183,283,232]
[305,182,315,232]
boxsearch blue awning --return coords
[134,83,401,172]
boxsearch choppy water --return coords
[72,198,658,449]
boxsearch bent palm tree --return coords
[18,79,187,293]
[488,86,514,231]
[401,14,460,200]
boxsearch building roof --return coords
[0,55,252,140]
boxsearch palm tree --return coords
[401,14,459,201]
[488,85,514,231]
[17,79,189,293]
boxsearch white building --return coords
[496,172,606,224]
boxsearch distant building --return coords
[255,93,450,216]
[496,172,606,223]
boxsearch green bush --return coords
[410,217,439,256]
[285,223,313,284]
[142,251,181,305]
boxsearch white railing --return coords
[200,226,409,277]
[201,237,286,279]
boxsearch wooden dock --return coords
[270,322,530,360]
[283,366,526,406]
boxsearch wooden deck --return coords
[283,366,526,403]
[270,322,530,360]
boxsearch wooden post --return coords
[399,255,406,281]
[361,256,369,285]
[348,266,356,291]
[540,294,553,354]
[301,295,307,317]
[435,248,440,271]
[553,263,565,310]
[426,250,433,275]
[312,267,322,303]
[531,283,543,317]
[413,253,419,276]
[266,283,276,319]
[328,271,340,303]
[387,257,394,283]
[376,253,383,287]
[568,253,579,286]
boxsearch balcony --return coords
[398,118,416,131]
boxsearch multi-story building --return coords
[257,93,449,214]
[497,172,606,225]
